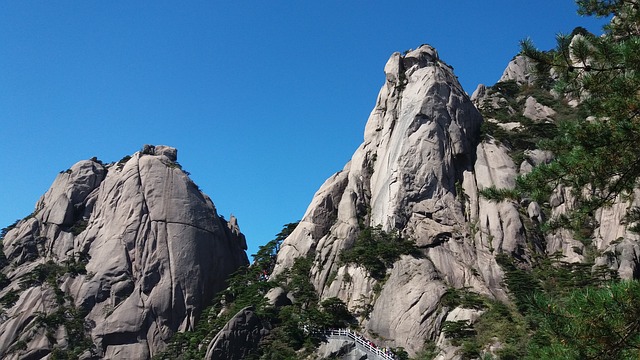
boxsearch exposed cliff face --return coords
[270,46,640,359]
[0,145,248,359]
[473,55,640,279]
[272,45,527,355]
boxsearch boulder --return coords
[204,307,267,360]
[522,96,556,121]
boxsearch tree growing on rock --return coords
[518,0,640,233]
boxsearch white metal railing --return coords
[323,328,398,360]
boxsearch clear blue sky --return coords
[0,1,607,259]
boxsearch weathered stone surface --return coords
[0,286,59,360]
[463,140,526,258]
[434,307,484,360]
[520,149,554,175]
[470,84,487,102]
[522,96,556,121]
[273,45,515,356]
[527,201,543,223]
[498,55,535,85]
[0,146,248,359]
[314,339,367,360]
[36,160,107,227]
[204,307,266,360]
[265,287,293,308]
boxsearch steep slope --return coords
[0,145,248,359]
[272,45,528,355]
[472,54,640,279]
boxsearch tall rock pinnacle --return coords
[273,45,523,354]
[0,145,248,359]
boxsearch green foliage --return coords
[496,250,616,315]
[115,155,131,170]
[489,247,630,359]
[519,0,640,237]
[320,297,355,328]
[339,226,421,280]
[439,289,528,360]
[495,253,542,313]
[479,79,561,155]
[62,254,88,276]
[157,222,355,360]
[622,206,640,233]
[492,80,520,98]
[411,341,439,360]
[0,289,19,307]
[392,347,410,360]
[442,320,476,346]
[440,288,486,310]
[473,300,528,359]
[0,242,8,270]
[69,219,88,236]
[20,261,65,289]
[89,156,104,165]
[526,280,640,360]
[35,302,93,358]
[0,272,10,290]
[0,219,20,240]
[19,258,88,291]
[141,145,155,155]
[479,187,520,203]
[251,222,297,275]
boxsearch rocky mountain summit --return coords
[0,145,248,359]
[272,44,520,355]
[266,44,640,358]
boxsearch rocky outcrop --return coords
[315,340,367,360]
[522,96,556,121]
[498,55,535,85]
[0,145,248,359]
[272,45,521,355]
[205,307,267,360]
[434,307,485,360]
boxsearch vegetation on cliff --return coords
[470,1,640,358]
[157,223,356,360]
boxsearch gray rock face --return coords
[434,307,485,360]
[498,55,535,85]
[205,307,266,360]
[0,146,248,359]
[273,45,518,355]
[522,96,556,121]
[314,339,367,360]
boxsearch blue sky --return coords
[0,1,607,259]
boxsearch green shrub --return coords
[0,272,10,290]
[70,219,88,236]
[339,226,421,280]
[0,289,19,307]
[492,80,520,98]
[526,280,640,359]
[440,288,486,310]
[115,155,131,170]
[442,320,476,346]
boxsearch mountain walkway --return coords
[323,328,398,360]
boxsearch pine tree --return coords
[518,0,640,232]
[526,280,640,360]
